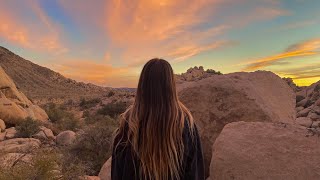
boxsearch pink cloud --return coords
[0,0,67,54]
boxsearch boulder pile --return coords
[295,81,320,132]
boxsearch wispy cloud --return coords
[0,0,67,54]
[58,0,289,67]
[169,41,235,62]
[242,38,320,71]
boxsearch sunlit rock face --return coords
[178,71,296,173]
[209,121,320,180]
[0,66,48,125]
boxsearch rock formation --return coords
[283,77,301,92]
[0,138,41,153]
[209,121,320,180]
[175,66,222,84]
[0,66,48,124]
[178,71,296,171]
[295,81,320,133]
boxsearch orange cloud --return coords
[0,0,67,54]
[58,0,289,67]
[242,38,320,71]
[50,60,138,87]
[169,41,234,62]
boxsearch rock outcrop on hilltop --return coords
[209,122,320,180]
[283,77,301,92]
[175,66,222,83]
[0,46,111,101]
[0,66,48,124]
[178,71,296,171]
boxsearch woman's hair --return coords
[115,58,194,180]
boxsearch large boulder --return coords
[0,138,41,153]
[32,126,55,145]
[56,130,76,146]
[209,122,320,180]
[99,157,112,180]
[178,71,296,171]
[0,66,48,124]
[0,153,33,168]
[4,127,17,139]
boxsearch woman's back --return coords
[111,119,204,180]
[111,59,205,180]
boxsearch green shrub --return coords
[80,98,101,109]
[67,117,117,175]
[97,102,127,118]
[206,69,222,75]
[16,117,40,138]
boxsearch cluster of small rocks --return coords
[0,119,77,170]
[295,83,320,134]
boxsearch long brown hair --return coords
[115,58,194,180]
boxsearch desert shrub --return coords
[206,69,222,75]
[82,110,91,118]
[44,103,80,133]
[0,149,86,180]
[55,114,80,132]
[65,99,75,106]
[16,117,40,138]
[45,103,67,123]
[67,117,117,175]
[80,98,101,109]
[107,91,115,97]
[83,113,106,125]
[97,102,128,118]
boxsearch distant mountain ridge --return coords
[0,46,110,101]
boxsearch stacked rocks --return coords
[295,82,320,133]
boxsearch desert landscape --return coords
[1,47,320,180]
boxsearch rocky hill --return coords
[0,46,111,101]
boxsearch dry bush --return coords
[67,116,117,175]
[0,149,86,180]
[44,103,81,134]
[97,102,128,118]
[16,117,40,138]
[80,98,101,110]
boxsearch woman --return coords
[111,58,205,180]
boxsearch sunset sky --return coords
[0,0,319,87]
